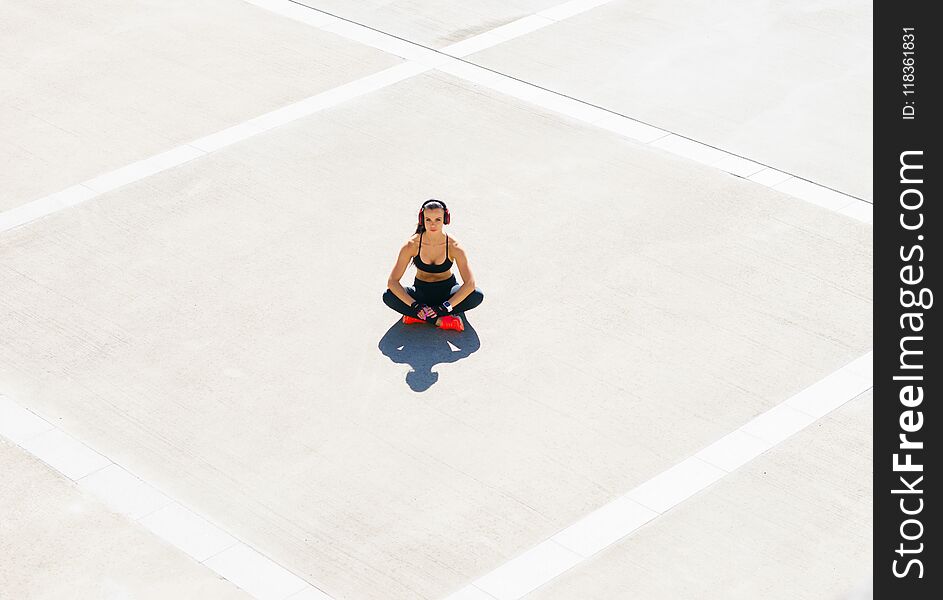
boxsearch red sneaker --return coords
[402,315,427,325]
[438,315,464,331]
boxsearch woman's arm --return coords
[446,244,476,307]
[446,283,475,307]
[387,241,419,306]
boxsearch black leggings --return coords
[383,274,484,319]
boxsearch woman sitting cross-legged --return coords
[382,198,483,332]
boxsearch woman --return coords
[383,199,484,332]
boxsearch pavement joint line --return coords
[441,350,872,600]
[0,0,873,588]
[263,1,870,218]
[0,394,335,600]
[0,0,869,237]
[264,1,870,217]
[0,2,872,599]
[0,348,873,600]
[0,300,872,597]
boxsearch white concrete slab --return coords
[19,429,112,481]
[537,0,614,22]
[436,61,507,88]
[591,114,668,143]
[444,587,501,600]
[472,540,582,600]
[844,349,873,381]
[0,70,871,600]
[3,388,331,598]
[257,0,567,49]
[521,392,873,600]
[710,154,766,178]
[625,457,727,513]
[0,439,253,600]
[0,0,401,213]
[465,0,873,200]
[485,77,611,123]
[285,586,336,600]
[773,177,861,212]
[694,429,772,473]
[463,15,557,47]
[749,168,795,187]
[740,404,819,445]
[442,31,514,59]
[837,200,873,225]
[0,393,56,444]
[203,543,311,600]
[244,0,336,28]
[139,503,238,563]
[188,62,431,155]
[550,496,657,557]
[0,185,98,234]
[77,463,175,521]
[784,366,872,418]
[446,347,871,597]
[649,135,731,166]
[83,146,207,195]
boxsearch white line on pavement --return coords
[0,393,332,600]
[442,350,872,600]
[0,0,869,236]
[0,1,873,598]
[263,0,872,223]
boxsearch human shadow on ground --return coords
[377,316,481,391]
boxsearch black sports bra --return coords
[413,232,453,273]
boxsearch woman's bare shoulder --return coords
[448,236,465,256]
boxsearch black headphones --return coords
[418,199,450,226]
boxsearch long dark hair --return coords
[415,199,448,234]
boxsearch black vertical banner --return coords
[874,1,939,598]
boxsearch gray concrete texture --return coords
[280,0,566,48]
[0,438,253,600]
[466,0,873,201]
[0,0,401,213]
[269,0,872,201]
[524,391,873,600]
[1,1,872,599]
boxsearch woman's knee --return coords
[461,288,484,310]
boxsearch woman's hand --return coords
[411,301,435,320]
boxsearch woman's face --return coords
[424,208,445,232]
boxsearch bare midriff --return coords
[415,270,452,283]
